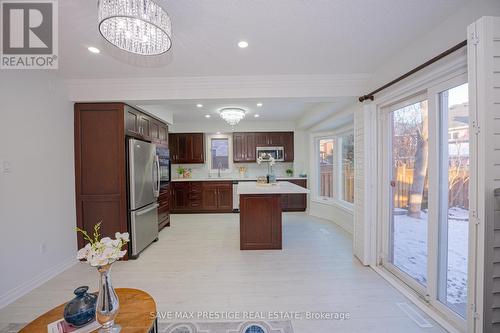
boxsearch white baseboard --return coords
[0,256,77,309]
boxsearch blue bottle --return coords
[63,286,97,327]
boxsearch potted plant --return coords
[176,166,185,178]
[286,168,293,177]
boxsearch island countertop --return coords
[237,181,310,195]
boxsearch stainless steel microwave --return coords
[256,146,285,162]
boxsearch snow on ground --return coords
[393,207,468,315]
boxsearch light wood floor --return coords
[0,213,447,332]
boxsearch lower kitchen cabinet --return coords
[158,184,170,231]
[280,179,307,211]
[171,181,233,213]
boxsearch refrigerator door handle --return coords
[153,155,160,198]
[137,203,159,216]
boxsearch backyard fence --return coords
[393,164,469,209]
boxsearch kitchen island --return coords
[237,181,310,250]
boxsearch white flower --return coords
[77,243,91,260]
[115,232,130,242]
[100,237,112,244]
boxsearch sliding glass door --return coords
[386,98,429,291]
[437,83,469,318]
[380,76,469,327]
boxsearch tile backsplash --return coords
[172,162,298,179]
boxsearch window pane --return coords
[341,134,354,203]
[319,138,334,198]
[390,100,429,286]
[438,83,469,318]
[211,138,229,169]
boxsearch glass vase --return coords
[96,263,121,333]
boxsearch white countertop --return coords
[171,176,307,182]
[237,181,310,195]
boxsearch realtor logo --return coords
[1,0,58,69]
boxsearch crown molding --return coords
[65,74,370,102]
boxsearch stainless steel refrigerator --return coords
[128,138,160,257]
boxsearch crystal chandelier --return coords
[98,0,172,56]
[219,108,246,126]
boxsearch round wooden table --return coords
[20,288,157,333]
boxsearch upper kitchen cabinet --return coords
[282,132,294,162]
[233,132,294,162]
[233,132,256,163]
[124,105,168,145]
[169,133,205,164]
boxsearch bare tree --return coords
[408,102,429,218]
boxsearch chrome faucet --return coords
[218,162,223,178]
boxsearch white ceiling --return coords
[58,0,468,79]
[133,97,354,125]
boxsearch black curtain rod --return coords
[358,40,467,103]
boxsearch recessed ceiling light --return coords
[238,41,249,48]
[205,114,211,118]
[88,46,100,54]
[197,104,203,108]
[254,114,260,118]
[256,103,263,107]
[216,131,221,135]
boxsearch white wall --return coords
[365,0,500,92]
[0,71,76,308]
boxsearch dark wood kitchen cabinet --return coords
[233,132,294,162]
[158,184,170,231]
[169,133,205,164]
[280,179,307,211]
[233,132,256,163]
[170,181,190,211]
[124,105,168,145]
[171,181,233,213]
[75,103,169,257]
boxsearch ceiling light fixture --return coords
[88,46,101,54]
[205,114,211,118]
[197,104,203,108]
[256,103,263,107]
[219,108,246,126]
[98,0,172,56]
[238,41,249,48]
[254,114,260,118]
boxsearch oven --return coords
[156,145,170,183]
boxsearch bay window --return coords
[314,131,354,207]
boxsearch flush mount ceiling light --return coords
[205,114,211,118]
[256,103,263,107]
[254,114,260,118]
[197,104,203,108]
[219,107,246,126]
[88,46,101,54]
[98,0,172,56]
[238,40,248,48]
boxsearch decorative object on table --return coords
[286,168,293,177]
[76,223,129,333]
[299,172,307,178]
[97,0,172,56]
[239,166,247,177]
[63,286,97,328]
[256,176,267,184]
[183,168,192,179]
[257,153,276,184]
[47,317,101,333]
